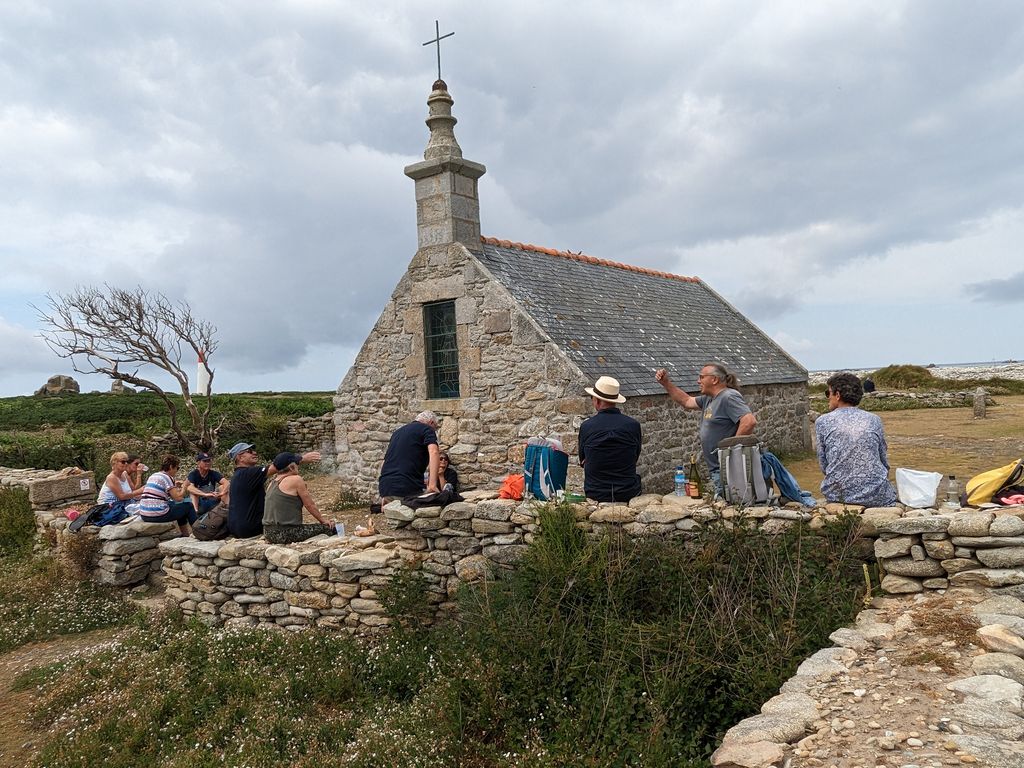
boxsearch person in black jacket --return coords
[578,376,642,502]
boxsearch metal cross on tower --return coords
[422,20,454,81]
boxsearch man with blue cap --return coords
[226,441,320,538]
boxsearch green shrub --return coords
[0,433,94,472]
[443,505,865,765]
[870,364,935,389]
[0,391,332,436]
[0,487,35,557]
[103,418,135,434]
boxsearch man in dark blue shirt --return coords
[378,411,440,504]
[578,376,642,502]
[185,452,228,515]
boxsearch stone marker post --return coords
[973,387,987,419]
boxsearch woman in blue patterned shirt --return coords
[815,373,898,507]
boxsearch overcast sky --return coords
[2,1,1022,397]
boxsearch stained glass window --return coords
[424,301,459,399]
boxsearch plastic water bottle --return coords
[942,475,961,511]
[674,466,686,496]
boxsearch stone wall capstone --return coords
[1,467,96,510]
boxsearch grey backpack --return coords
[717,435,771,506]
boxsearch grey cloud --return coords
[967,270,1024,304]
[730,290,799,322]
[2,1,1022,394]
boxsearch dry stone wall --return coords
[34,511,179,587]
[285,414,334,454]
[867,507,1024,596]
[148,414,334,455]
[0,467,96,510]
[156,495,1024,635]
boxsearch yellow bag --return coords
[966,459,1024,506]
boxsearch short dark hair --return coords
[826,372,863,406]
[160,454,180,472]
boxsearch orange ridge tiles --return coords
[480,236,699,283]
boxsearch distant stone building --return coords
[334,80,808,497]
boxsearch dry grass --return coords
[788,395,1024,493]
[903,647,959,674]
[911,605,981,647]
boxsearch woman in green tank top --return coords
[263,453,335,544]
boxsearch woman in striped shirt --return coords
[138,455,197,534]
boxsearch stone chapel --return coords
[333,80,809,497]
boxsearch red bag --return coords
[498,474,524,500]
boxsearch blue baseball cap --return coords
[227,442,255,460]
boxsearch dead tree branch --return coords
[35,285,220,451]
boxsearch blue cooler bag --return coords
[524,444,569,500]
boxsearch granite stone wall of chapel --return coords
[333,241,810,500]
[333,241,587,497]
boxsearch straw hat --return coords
[585,375,626,404]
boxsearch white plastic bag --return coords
[895,468,943,508]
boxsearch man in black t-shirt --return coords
[378,411,440,504]
[185,452,228,515]
[225,442,321,538]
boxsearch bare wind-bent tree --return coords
[36,285,220,451]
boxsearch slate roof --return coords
[475,237,807,396]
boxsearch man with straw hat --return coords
[578,376,643,502]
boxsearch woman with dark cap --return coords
[262,452,335,544]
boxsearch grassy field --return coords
[787,394,1024,495]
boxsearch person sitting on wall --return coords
[125,454,148,491]
[815,372,898,507]
[262,453,335,544]
[97,451,146,508]
[439,451,459,493]
[578,376,642,502]
[655,363,757,493]
[226,442,321,538]
[137,455,197,535]
[862,377,876,393]
[185,451,228,516]
[378,411,440,505]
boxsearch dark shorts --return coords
[263,523,332,545]
[140,501,197,526]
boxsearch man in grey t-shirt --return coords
[655,363,757,491]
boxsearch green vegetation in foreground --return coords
[25,504,864,767]
[0,488,138,654]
